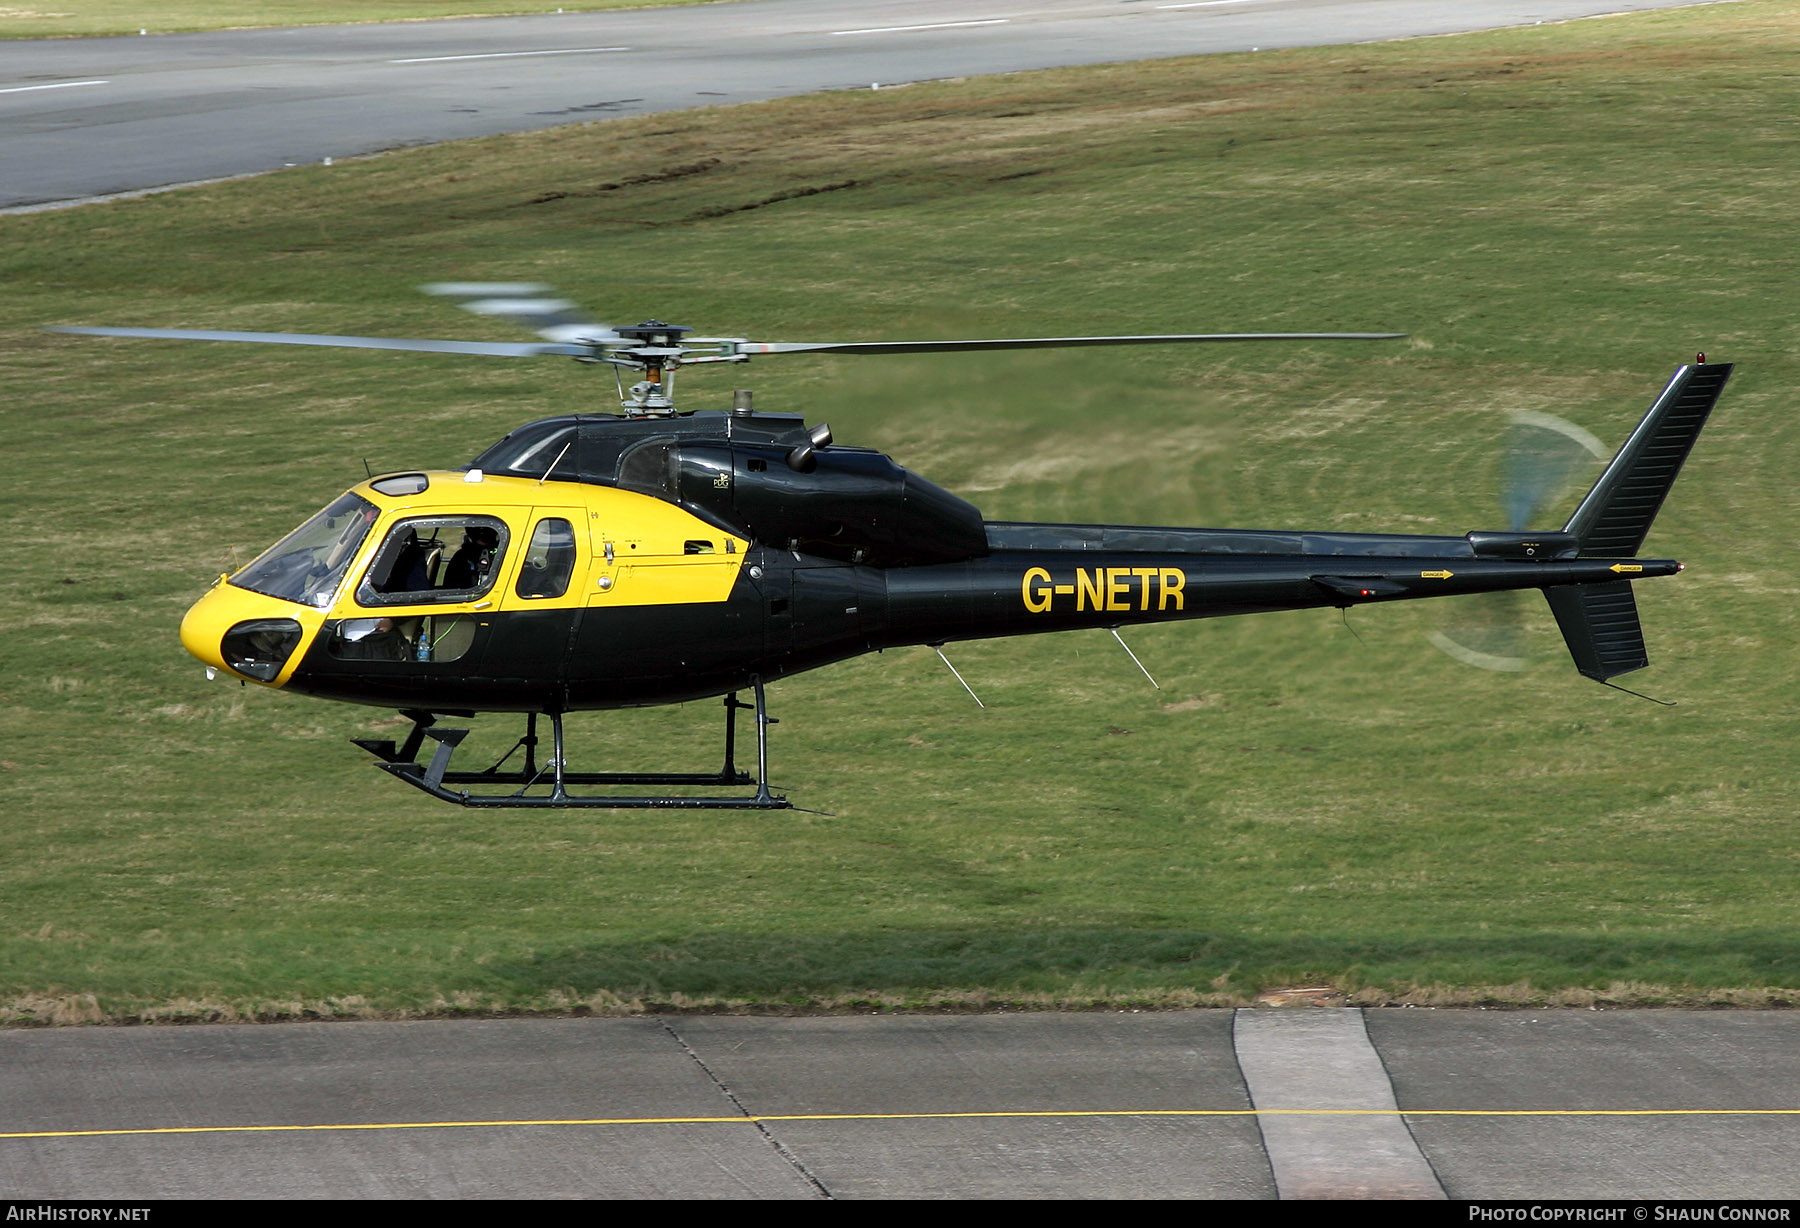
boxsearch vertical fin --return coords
[1562,362,1732,556]
[1545,361,1730,681]
[1544,581,1648,681]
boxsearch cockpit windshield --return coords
[230,492,377,608]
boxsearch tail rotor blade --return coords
[1425,589,1535,673]
[1501,410,1607,531]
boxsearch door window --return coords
[327,613,478,663]
[515,518,578,600]
[356,515,510,607]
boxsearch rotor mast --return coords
[605,320,693,414]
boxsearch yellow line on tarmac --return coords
[6,1107,1800,1141]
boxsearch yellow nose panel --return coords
[180,579,325,686]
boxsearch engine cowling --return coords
[668,442,989,566]
[470,412,991,566]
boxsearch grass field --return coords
[0,2,693,40]
[4,1,1799,1023]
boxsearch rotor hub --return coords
[613,320,692,346]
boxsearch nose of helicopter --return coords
[181,579,310,685]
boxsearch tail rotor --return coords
[1425,410,1607,672]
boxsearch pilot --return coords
[443,526,499,591]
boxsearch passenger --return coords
[335,617,408,661]
[443,526,499,591]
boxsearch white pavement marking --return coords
[1233,1009,1445,1200]
[388,47,628,64]
[0,80,108,95]
[830,20,1010,36]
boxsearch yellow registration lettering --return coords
[1131,567,1158,611]
[1076,568,1105,612]
[1022,567,1053,614]
[1105,567,1130,612]
[1158,567,1185,611]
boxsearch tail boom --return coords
[879,548,1678,648]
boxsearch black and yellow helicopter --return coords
[54,286,1730,810]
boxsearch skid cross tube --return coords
[368,688,789,809]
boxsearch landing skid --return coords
[352,683,792,809]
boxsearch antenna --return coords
[930,644,984,708]
[1598,679,1676,707]
[539,439,573,485]
[1108,627,1160,689]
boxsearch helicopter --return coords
[52,286,1730,810]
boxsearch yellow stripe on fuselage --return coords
[187,472,753,688]
[330,471,749,620]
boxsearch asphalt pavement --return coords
[0,0,1739,209]
[3,1008,1797,1199]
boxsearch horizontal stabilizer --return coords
[1563,363,1732,556]
[1543,581,1648,681]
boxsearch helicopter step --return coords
[362,686,791,810]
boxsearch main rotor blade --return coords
[421,282,614,346]
[737,332,1407,356]
[47,325,590,358]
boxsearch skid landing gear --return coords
[354,682,792,809]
